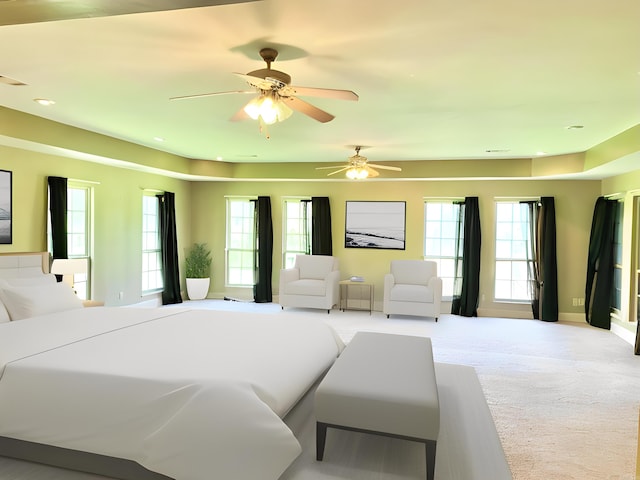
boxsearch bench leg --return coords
[316,422,328,461]
[425,440,436,480]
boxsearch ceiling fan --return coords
[316,147,402,179]
[170,47,358,125]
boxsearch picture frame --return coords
[0,170,11,245]
[345,201,406,250]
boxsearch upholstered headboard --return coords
[0,252,50,278]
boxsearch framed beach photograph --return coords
[345,201,406,250]
[0,170,11,244]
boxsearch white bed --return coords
[0,253,343,480]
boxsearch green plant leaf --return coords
[185,242,212,278]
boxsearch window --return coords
[495,201,532,302]
[283,198,311,268]
[142,193,163,293]
[423,200,461,298]
[67,183,92,299]
[48,182,93,300]
[612,200,623,313]
[226,197,255,286]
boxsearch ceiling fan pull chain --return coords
[258,117,270,140]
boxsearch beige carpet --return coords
[326,311,639,480]
[172,300,640,479]
[1,300,638,479]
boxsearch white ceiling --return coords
[0,0,638,168]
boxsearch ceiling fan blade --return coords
[282,96,334,123]
[233,72,279,91]
[326,167,350,176]
[170,90,254,101]
[367,163,402,172]
[230,104,250,122]
[316,165,346,170]
[365,167,380,178]
[282,86,358,101]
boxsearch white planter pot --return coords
[186,278,210,300]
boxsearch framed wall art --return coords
[0,170,11,244]
[345,201,406,250]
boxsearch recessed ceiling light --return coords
[565,125,584,130]
[33,98,55,106]
[153,136,164,142]
[485,149,510,153]
[536,151,546,156]
[216,156,223,161]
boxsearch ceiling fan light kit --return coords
[317,146,402,180]
[346,167,369,180]
[170,47,358,136]
[243,92,292,125]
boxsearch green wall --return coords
[1,111,639,324]
[192,178,601,318]
[0,144,191,305]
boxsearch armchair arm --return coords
[279,268,300,293]
[325,269,341,305]
[383,273,395,303]
[428,276,443,312]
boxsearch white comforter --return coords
[0,307,343,480]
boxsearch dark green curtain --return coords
[524,202,541,318]
[311,197,332,255]
[157,192,182,306]
[635,320,640,355]
[47,176,68,262]
[537,197,558,321]
[451,197,481,317]
[253,196,273,303]
[585,197,617,329]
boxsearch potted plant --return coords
[185,242,212,300]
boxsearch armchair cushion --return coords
[391,260,437,285]
[296,255,337,280]
[283,279,327,297]
[389,284,434,303]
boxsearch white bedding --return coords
[0,307,343,480]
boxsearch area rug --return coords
[281,362,511,480]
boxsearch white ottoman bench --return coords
[315,332,440,480]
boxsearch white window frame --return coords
[423,198,462,299]
[67,181,93,300]
[225,196,256,287]
[611,198,623,316]
[47,181,94,300]
[282,197,311,268]
[142,192,163,294]
[494,200,533,303]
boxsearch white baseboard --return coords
[558,312,585,323]
[611,322,637,346]
[476,307,533,319]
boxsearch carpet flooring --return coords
[195,300,640,480]
[0,301,638,479]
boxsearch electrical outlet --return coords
[118,291,124,300]
[578,297,585,306]
[572,297,578,306]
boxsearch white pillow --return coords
[0,282,84,321]
[0,274,58,287]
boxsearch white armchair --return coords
[383,260,442,321]
[279,255,340,313]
